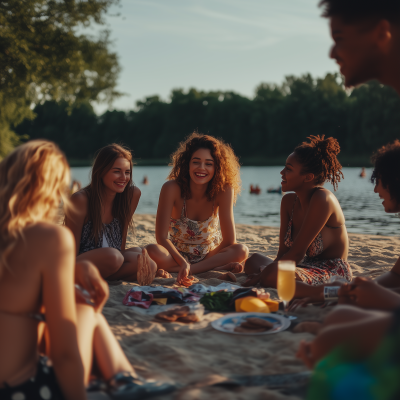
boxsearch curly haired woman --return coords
[145,133,249,286]
[244,135,352,297]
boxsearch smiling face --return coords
[374,179,400,213]
[102,157,131,194]
[280,153,314,192]
[189,148,215,186]
[329,16,385,87]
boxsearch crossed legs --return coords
[145,243,249,274]
[77,247,157,282]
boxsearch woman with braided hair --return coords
[244,135,352,297]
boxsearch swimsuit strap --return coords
[182,198,187,218]
[290,196,298,220]
[325,222,345,229]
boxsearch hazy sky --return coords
[92,0,337,114]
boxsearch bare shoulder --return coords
[217,185,234,202]
[311,188,336,204]
[131,185,141,201]
[70,190,88,209]
[132,185,141,197]
[281,192,297,209]
[24,222,74,253]
[161,180,181,197]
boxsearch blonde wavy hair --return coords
[168,133,242,204]
[0,140,70,274]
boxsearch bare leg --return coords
[92,313,135,381]
[145,244,181,271]
[77,248,124,279]
[75,303,96,384]
[244,253,274,275]
[107,249,142,281]
[189,244,249,274]
[146,243,248,274]
[76,303,135,384]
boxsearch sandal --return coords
[108,372,176,399]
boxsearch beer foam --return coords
[278,261,296,271]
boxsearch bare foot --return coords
[155,269,173,279]
[137,248,157,286]
[219,272,237,282]
[293,321,323,335]
[215,262,244,273]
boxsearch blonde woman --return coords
[65,144,169,282]
[0,141,173,399]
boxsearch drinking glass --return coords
[277,260,296,311]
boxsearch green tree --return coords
[0,0,121,157]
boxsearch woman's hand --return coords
[75,261,109,312]
[339,277,400,310]
[177,261,193,286]
[296,340,316,369]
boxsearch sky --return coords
[91,0,338,114]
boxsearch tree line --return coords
[0,0,120,157]
[15,73,400,164]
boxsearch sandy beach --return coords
[103,214,400,399]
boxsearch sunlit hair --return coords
[168,133,241,204]
[0,140,70,274]
[371,140,400,204]
[81,143,134,244]
[294,135,343,191]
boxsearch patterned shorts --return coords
[0,356,64,400]
[296,257,353,286]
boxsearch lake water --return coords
[71,166,400,237]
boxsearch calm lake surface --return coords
[71,166,400,237]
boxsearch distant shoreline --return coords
[69,154,373,168]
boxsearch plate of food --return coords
[211,312,290,335]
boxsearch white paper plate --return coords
[211,312,291,335]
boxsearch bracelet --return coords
[324,286,341,301]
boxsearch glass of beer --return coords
[277,260,296,311]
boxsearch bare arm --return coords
[64,191,88,256]
[375,256,400,289]
[42,226,86,400]
[203,186,235,258]
[274,193,294,262]
[121,186,141,251]
[155,182,188,268]
[280,190,332,264]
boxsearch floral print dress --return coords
[169,199,222,264]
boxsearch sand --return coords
[103,214,400,399]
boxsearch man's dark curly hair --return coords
[319,0,400,24]
[371,140,400,205]
[294,135,344,191]
[168,133,241,204]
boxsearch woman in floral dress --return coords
[146,133,249,286]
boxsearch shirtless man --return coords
[295,0,400,305]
